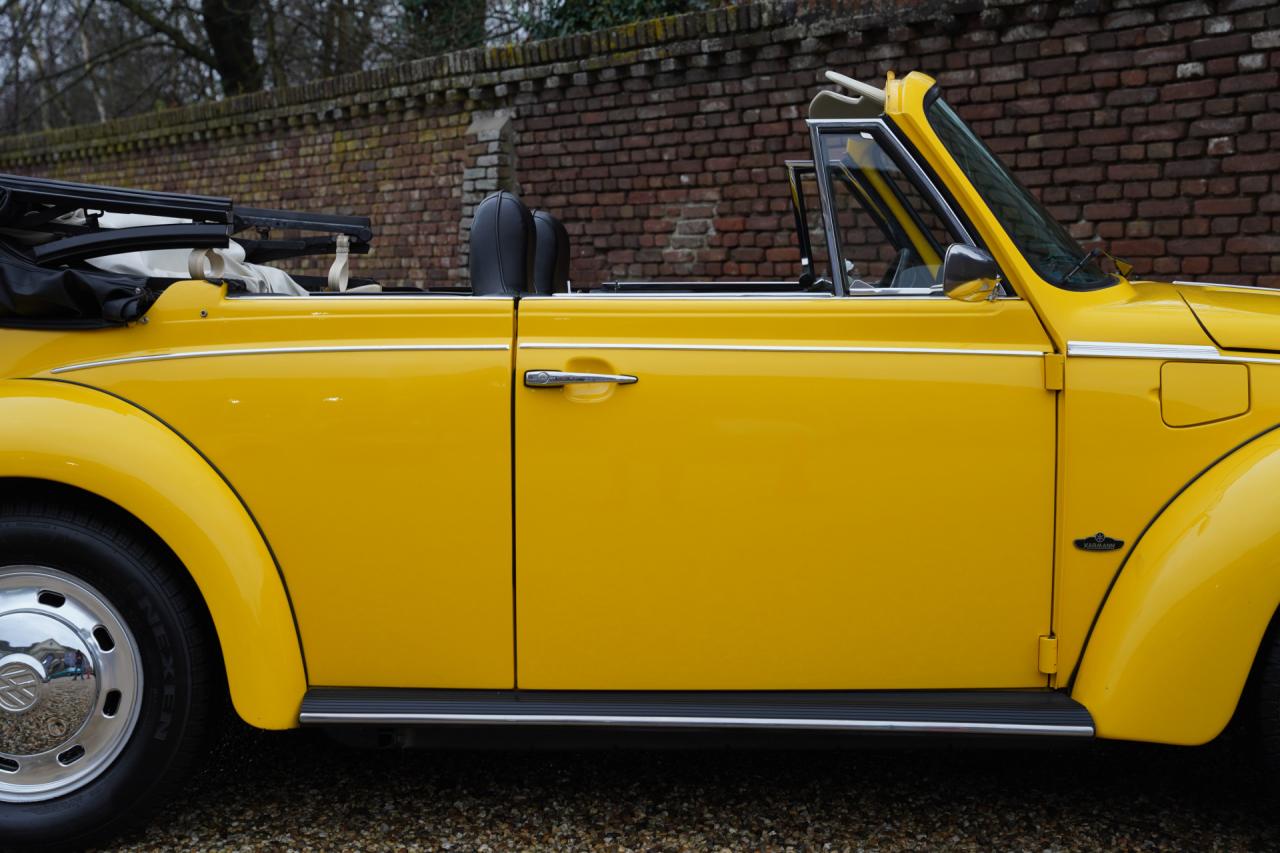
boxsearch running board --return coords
[300,689,1094,737]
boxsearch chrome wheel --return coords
[0,566,142,802]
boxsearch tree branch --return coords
[104,0,218,68]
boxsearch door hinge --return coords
[1037,635,1059,675]
[1044,353,1065,391]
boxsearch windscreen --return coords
[925,94,1113,290]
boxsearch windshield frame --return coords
[922,89,1117,292]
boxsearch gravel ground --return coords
[101,721,1279,852]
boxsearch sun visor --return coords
[809,71,886,120]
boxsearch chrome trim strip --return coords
[51,344,510,374]
[1172,280,1280,294]
[298,710,1094,736]
[601,281,800,287]
[540,292,839,300]
[1067,340,1280,366]
[533,293,1023,301]
[520,342,1045,357]
[225,293,511,300]
[1067,341,1221,360]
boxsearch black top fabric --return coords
[531,210,570,294]
[469,191,534,295]
[0,244,157,328]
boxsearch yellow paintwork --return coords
[886,70,1280,743]
[1,281,517,728]
[1161,361,1250,427]
[1179,284,1280,351]
[0,70,1276,745]
[1050,353,1280,699]
[0,379,303,729]
[515,295,1055,689]
[1073,425,1280,744]
[44,282,517,690]
[946,276,1000,302]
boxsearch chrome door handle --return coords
[524,370,638,388]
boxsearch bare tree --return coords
[202,0,264,94]
[0,0,712,134]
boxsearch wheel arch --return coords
[0,379,305,729]
[1072,423,1280,745]
[0,475,219,641]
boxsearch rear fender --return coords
[0,379,305,729]
[1072,425,1280,745]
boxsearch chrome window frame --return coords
[784,159,822,280]
[807,117,979,299]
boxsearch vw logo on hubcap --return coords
[0,661,40,713]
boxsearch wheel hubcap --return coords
[0,657,43,713]
[0,567,142,802]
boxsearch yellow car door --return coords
[515,122,1057,690]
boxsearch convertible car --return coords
[3,69,1280,847]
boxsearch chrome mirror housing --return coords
[942,244,1001,302]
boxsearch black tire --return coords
[1257,623,1280,774]
[0,495,221,850]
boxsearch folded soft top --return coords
[0,242,158,327]
[0,173,374,327]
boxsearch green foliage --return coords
[525,0,712,40]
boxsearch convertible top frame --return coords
[0,173,373,266]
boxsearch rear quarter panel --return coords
[31,282,518,690]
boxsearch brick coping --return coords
[0,0,979,164]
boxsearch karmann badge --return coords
[1074,532,1124,552]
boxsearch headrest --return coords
[469,191,534,295]
[531,210,569,294]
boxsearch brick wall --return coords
[0,0,1277,287]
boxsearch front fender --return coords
[0,379,305,729]
[1073,425,1280,745]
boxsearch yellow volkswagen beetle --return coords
[3,70,1279,847]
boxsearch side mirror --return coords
[941,244,1001,302]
